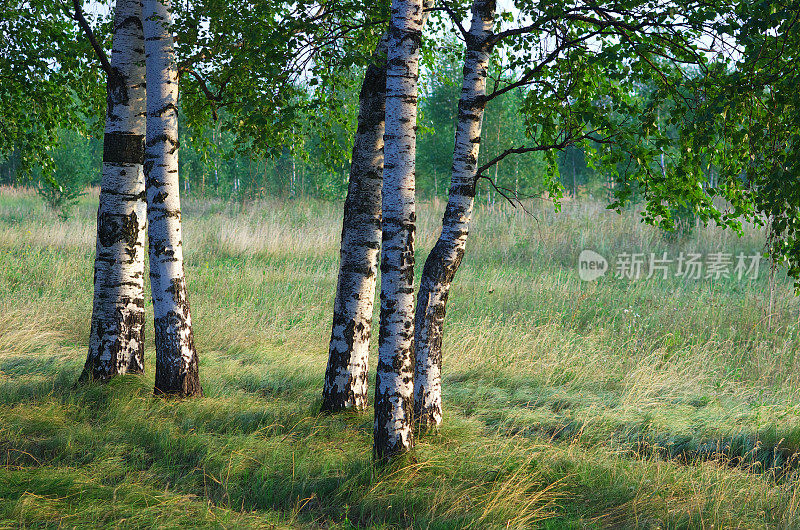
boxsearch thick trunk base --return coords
[322,292,374,412]
[152,312,202,397]
[80,305,145,383]
[321,363,369,412]
[373,386,415,461]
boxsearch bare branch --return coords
[475,174,547,240]
[473,128,614,186]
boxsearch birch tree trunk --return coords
[322,1,434,414]
[81,0,147,382]
[321,35,389,413]
[143,0,201,397]
[373,0,424,460]
[413,0,496,428]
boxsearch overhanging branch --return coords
[67,0,113,77]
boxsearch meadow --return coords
[2,186,800,528]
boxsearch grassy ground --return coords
[2,186,800,528]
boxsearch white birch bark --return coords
[321,34,389,413]
[322,1,435,414]
[373,0,424,460]
[143,0,201,396]
[81,0,147,382]
[413,0,496,428]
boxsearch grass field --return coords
[3,186,800,528]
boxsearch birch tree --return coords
[414,0,496,428]
[373,0,424,460]
[322,1,434,414]
[143,0,201,397]
[80,0,148,382]
[321,35,389,413]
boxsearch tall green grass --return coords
[1,186,800,527]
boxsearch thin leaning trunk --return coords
[322,1,434,414]
[143,0,201,396]
[413,0,496,428]
[373,0,424,460]
[321,34,389,413]
[81,0,147,382]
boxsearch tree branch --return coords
[179,67,222,120]
[473,129,613,186]
[486,30,604,102]
[68,0,113,77]
[439,0,469,39]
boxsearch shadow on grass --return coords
[0,355,63,377]
[483,397,800,480]
[0,357,81,405]
[0,357,559,528]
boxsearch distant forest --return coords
[1,50,607,205]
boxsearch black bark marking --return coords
[98,210,140,248]
[143,160,155,178]
[150,103,179,118]
[106,66,128,108]
[103,132,145,165]
[145,133,179,151]
[117,14,143,32]
[149,238,176,259]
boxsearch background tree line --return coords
[0,61,601,208]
